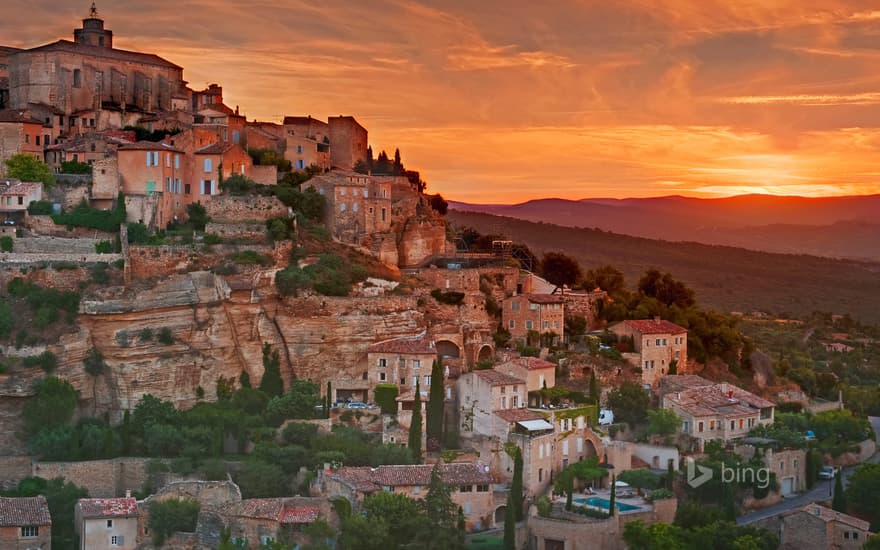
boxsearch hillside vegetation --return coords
[447,211,880,323]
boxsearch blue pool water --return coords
[574,496,641,512]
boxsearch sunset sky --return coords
[6,1,880,202]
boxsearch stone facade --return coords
[493,356,556,406]
[457,370,528,437]
[32,458,149,498]
[0,111,44,177]
[203,195,288,223]
[735,445,806,496]
[366,333,437,400]
[609,318,687,386]
[74,497,138,550]
[90,157,118,203]
[753,503,873,550]
[0,496,52,550]
[327,116,367,170]
[503,294,565,342]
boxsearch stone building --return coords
[193,141,255,189]
[0,180,42,223]
[4,6,190,139]
[116,140,187,229]
[283,116,330,171]
[609,318,688,386]
[659,375,775,451]
[366,332,437,396]
[502,294,565,343]
[0,495,52,550]
[753,503,873,550]
[457,369,528,438]
[209,497,331,549]
[328,116,367,170]
[734,441,806,497]
[323,462,495,531]
[304,169,392,245]
[493,356,556,407]
[74,496,138,550]
[0,109,45,176]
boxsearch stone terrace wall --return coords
[0,262,94,292]
[127,243,275,280]
[26,215,118,239]
[205,222,267,242]
[0,456,32,490]
[151,480,242,506]
[31,457,149,497]
[205,195,288,223]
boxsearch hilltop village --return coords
[1,7,878,550]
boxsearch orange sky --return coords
[5,1,880,202]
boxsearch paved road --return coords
[737,416,879,525]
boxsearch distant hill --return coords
[449,194,880,261]
[447,211,880,323]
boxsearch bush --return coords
[571,505,610,519]
[157,327,174,345]
[148,499,200,546]
[0,236,12,252]
[430,289,465,305]
[27,200,54,215]
[537,496,552,517]
[126,222,151,244]
[52,195,125,232]
[60,160,91,174]
[203,233,222,245]
[22,351,58,372]
[94,240,113,254]
[90,263,109,285]
[374,384,399,414]
[139,328,153,341]
[647,488,674,501]
[220,173,257,195]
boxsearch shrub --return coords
[186,202,209,230]
[94,240,113,254]
[27,200,54,215]
[200,458,227,480]
[537,496,553,517]
[220,174,257,195]
[374,384,399,414]
[126,223,151,244]
[0,236,12,252]
[139,328,153,341]
[157,327,174,345]
[203,233,222,245]
[571,505,610,519]
[52,195,125,232]
[430,289,465,305]
[60,160,91,174]
[90,263,109,285]
[647,488,674,501]
[22,351,58,372]
[148,499,200,546]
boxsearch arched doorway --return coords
[494,505,506,526]
[436,340,461,359]
[477,345,493,363]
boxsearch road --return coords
[737,416,879,525]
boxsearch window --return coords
[73,68,82,88]
[204,158,212,173]
[413,485,420,494]
[340,188,346,196]
[146,151,159,166]
[538,468,543,482]
[502,396,507,409]
[477,484,489,492]
[412,376,418,386]
[400,377,406,385]
[353,202,359,212]
[543,321,550,329]
[378,358,387,367]
[111,535,124,546]
[562,440,569,455]
[577,438,583,452]
[381,208,386,221]
[738,419,744,430]
[296,159,305,169]
[509,320,515,329]
[413,360,421,369]
[529,302,539,310]
[21,526,38,537]
[35,135,40,146]
[698,421,704,432]
[525,320,533,330]
[656,338,661,346]
[166,153,171,167]
[202,180,213,195]
[107,520,113,528]
[645,361,649,369]
[511,395,518,408]
[463,503,472,514]
[379,372,386,382]
[184,183,191,195]
[511,301,520,311]
[296,145,304,153]
[363,189,368,198]
[399,358,406,369]
[460,485,473,492]
[662,338,667,345]
[146,181,155,195]
[340,203,346,212]
[730,420,735,430]
[424,375,431,386]
[174,155,180,169]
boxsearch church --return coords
[1,3,191,141]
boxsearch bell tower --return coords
[73,3,113,48]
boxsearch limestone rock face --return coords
[397,217,448,267]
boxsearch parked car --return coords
[818,466,839,480]
[346,402,368,409]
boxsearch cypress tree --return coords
[609,474,616,516]
[512,447,524,521]
[565,473,573,511]
[589,370,600,405]
[325,381,332,418]
[427,360,444,448]
[258,343,284,397]
[409,379,422,463]
[832,471,847,512]
[503,492,516,550]
[666,459,675,490]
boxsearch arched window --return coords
[73,69,82,88]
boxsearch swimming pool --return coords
[574,496,641,512]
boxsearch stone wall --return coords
[0,261,92,292]
[205,195,288,223]
[204,222,268,242]
[26,214,117,239]
[91,157,119,200]
[127,243,275,280]
[0,456,33,489]
[397,216,448,267]
[31,457,149,497]
[150,480,242,507]
[47,179,91,211]
[250,165,277,186]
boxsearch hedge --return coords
[375,384,399,414]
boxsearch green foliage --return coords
[426,360,444,448]
[420,462,465,549]
[374,384,399,414]
[237,460,288,498]
[846,463,880,530]
[123,125,180,142]
[554,456,607,498]
[539,251,582,290]
[832,471,846,512]
[8,277,81,330]
[248,148,292,172]
[607,381,650,425]
[648,488,674,501]
[503,492,516,549]
[94,240,113,254]
[27,200,54,215]
[265,380,321,424]
[0,235,12,252]
[273,185,325,222]
[581,265,626,293]
[0,300,12,340]
[1,477,89,550]
[186,201,210,230]
[409,379,423,463]
[5,154,55,187]
[589,370,600,405]
[157,327,175,345]
[259,343,284,397]
[22,351,57,372]
[125,222,151,244]
[23,376,78,434]
[276,253,365,297]
[83,346,106,377]
[648,409,681,438]
[60,160,91,174]
[148,498,200,546]
[429,193,448,215]
[536,495,552,517]
[52,196,125,232]
[266,217,295,241]
[220,173,258,195]
[430,288,465,305]
[618,469,661,492]
[511,446,524,521]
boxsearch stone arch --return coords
[477,344,494,363]
[494,505,506,526]
[436,340,461,359]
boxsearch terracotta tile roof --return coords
[526,294,564,304]
[665,382,774,418]
[631,455,651,469]
[118,140,183,153]
[396,389,428,402]
[494,409,544,423]
[197,103,234,116]
[501,357,555,371]
[194,141,235,155]
[228,499,320,525]
[789,503,871,531]
[368,333,435,355]
[77,497,138,519]
[0,181,41,196]
[18,40,181,69]
[474,370,524,386]
[661,375,714,394]
[620,319,687,335]
[0,109,44,124]
[332,463,493,492]
[283,115,327,127]
[0,496,51,527]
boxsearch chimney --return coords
[654,316,661,322]
[125,489,131,498]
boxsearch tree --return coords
[668,359,678,375]
[606,381,650,425]
[265,380,321,424]
[148,498,200,546]
[581,265,625,294]
[846,463,880,530]
[419,462,464,549]
[4,154,55,188]
[832,471,846,512]
[618,469,661,496]
[23,376,78,434]
[511,446,524,521]
[429,194,448,215]
[637,269,695,308]
[8,477,89,550]
[340,514,391,550]
[589,370,600,405]
[539,252,581,292]
[409,379,422,463]
[648,409,680,441]
[325,381,332,419]
[363,491,426,547]
[503,492,516,549]
[186,202,209,230]
[237,460,288,498]
[259,343,284,397]
[609,474,616,516]
[426,360,444,448]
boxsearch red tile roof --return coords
[503,357,555,371]
[664,382,774,418]
[77,497,138,519]
[283,115,327,127]
[332,463,492,492]
[18,40,181,69]
[494,409,545,423]
[229,499,320,524]
[368,333,436,355]
[117,140,183,153]
[278,506,320,524]
[0,181,41,196]
[474,370,524,386]
[194,141,236,155]
[0,496,51,527]
[527,294,564,304]
[620,319,687,335]
[791,503,871,531]
[0,109,44,124]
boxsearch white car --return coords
[818,466,839,480]
[598,409,614,425]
